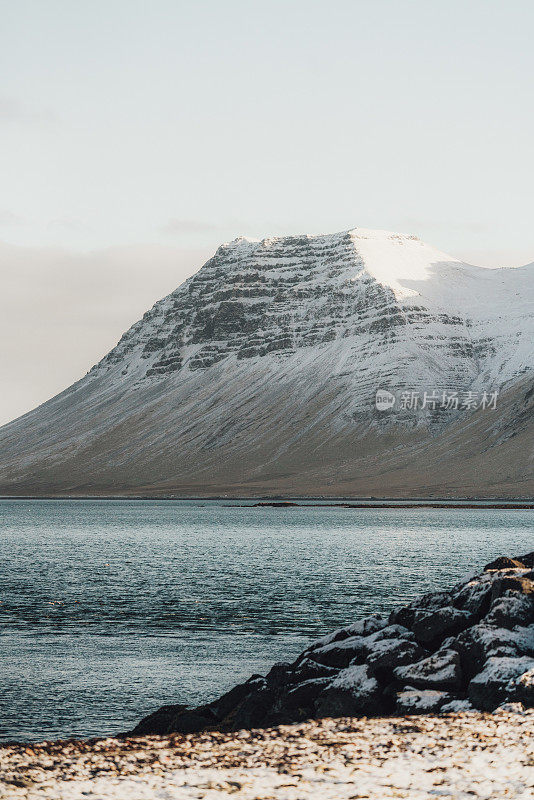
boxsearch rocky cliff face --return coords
[0,228,533,497]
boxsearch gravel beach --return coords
[1,709,532,799]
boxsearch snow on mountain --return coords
[0,227,532,497]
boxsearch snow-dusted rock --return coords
[292,657,339,682]
[307,615,388,651]
[315,664,381,717]
[440,698,474,713]
[411,606,472,644]
[454,623,534,679]
[468,656,534,710]
[494,701,528,714]
[394,649,462,691]
[509,667,534,707]
[484,556,528,571]
[307,635,369,668]
[490,572,534,601]
[396,689,451,714]
[366,638,425,673]
[451,577,493,617]
[485,591,534,628]
[390,592,452,629]
[308,624,414,668]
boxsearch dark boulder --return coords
[131,704,216,736]
[454,623,534,680]
[284,677,331,710]
[485,592,534,628]
[395,648,462,691]
[411,607,472,645]
[468,656,534,710]
[307,636,368,668]
[396,689,452,714]
[518,552,534,568]
[207,679,261,721]
[314,664,382,718]
[292,657,339,682]
[491,574,534,601]
[365,638,425,675]
[452,580,493,618]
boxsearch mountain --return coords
[0,228,533,498]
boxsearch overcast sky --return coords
[1,0,533,425]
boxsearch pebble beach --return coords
[1,709,533,799]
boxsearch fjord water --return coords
[0,500,532,743]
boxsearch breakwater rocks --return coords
[131,554,534,736]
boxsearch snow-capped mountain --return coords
[0,228,533,497]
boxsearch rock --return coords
[484,556,526,571]
[305,615,387,652]
[490,574,534,600]
[411,607,472,645]
[308,624,413,668]
[315,664,381,717]
[292,658,339,682]
[131,552,534,733]
[485,592,534,628]
[390,592,451,629]
[366,638,425,674]
[206,680,262,721]
[223,684,277,730]
[494,701,527,714]
[396,689,451,714]
[308,636,368,668]
[131,705,216,736]
[511,668,534,707]
[454,623,534,679]
[344,615,389,637]
[468,656,534,710]
[395,649,462,691]
[518,552,534,568]
[265,662,293,686]
[440,698,474,713]
[452,579,493,618]
[284,678,331,710]
[365,624,415,644]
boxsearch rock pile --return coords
[131,553,534,736]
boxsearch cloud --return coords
[398,217,491,236]
[0,240,214,427]
[0,96,58,126]
[0,209,25,227]
[47,217,89,233]
[160,218,219,236]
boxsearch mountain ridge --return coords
[0,227,533,497]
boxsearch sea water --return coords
[0,499,532,742]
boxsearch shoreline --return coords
[1,495,534,508]
[1,710,532,799]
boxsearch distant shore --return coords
[1,495,534,506]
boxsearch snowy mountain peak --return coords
[85,226,533,402]
[0,226,532,498]
[216,227,462,300]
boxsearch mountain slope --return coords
[0,228,533,497]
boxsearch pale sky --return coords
[1,0,533,425]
